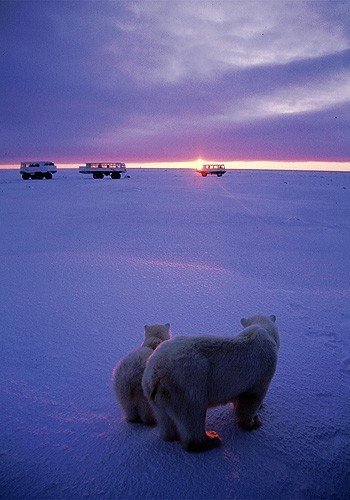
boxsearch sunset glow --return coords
[0,1,349,168]
[1,161,350,172]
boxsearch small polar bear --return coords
[113,323,171,425]
[142,315,279,452]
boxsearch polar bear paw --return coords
[238,415,262,431]
[185,431,222,453]
[161,429,180,442]
[126,415,156,426]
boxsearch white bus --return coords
[20,161,58,180]
[196,164,226,177]
[79,162,127,179]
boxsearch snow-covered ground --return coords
[1,168,349,499]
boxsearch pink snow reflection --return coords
[312,288,350,298]
[125,255,229,274]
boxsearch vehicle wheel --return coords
[111,172,121,179]
[217,173,222,177]
[201,173,207,177]
[45,172,52,179]
[22,173,30,180]
[93,172,103,179]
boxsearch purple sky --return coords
[1,0,349,164]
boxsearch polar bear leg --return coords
[138,399,156,426]
[122,400,142,423]
[235,391,264,431]
[152,406,179,441]
[168,404,221,452]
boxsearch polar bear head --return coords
[240,315,279,348]
[142,323,171,349]
[240,315,276,328]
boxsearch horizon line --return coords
[0,160,349,172]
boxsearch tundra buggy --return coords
[79,162,127,179]
[20,161,57,180]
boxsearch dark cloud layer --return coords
[1,0,349,163]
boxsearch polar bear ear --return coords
[270,315,276,323]
[241,318,249,328]
[165,323,170,330]
[144,324,149,332]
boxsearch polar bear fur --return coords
[142,315,279,452]
[113,323,171,425]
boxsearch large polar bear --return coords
[142,315,279,452]
[113,323,171,425]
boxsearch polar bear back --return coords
[143,326,278,408]
[114,346,153,400]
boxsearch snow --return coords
[1,168,349,499]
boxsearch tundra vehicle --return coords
[20,161,58,180]
[79,162,127,179]
[196,163,226,177]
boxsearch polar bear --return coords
[142,315,279,452]
[113,323,171,425]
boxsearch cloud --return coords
[111,0,349,84]
[0,0,349,162]
[94,70,350,147]
[229,70,350,121]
